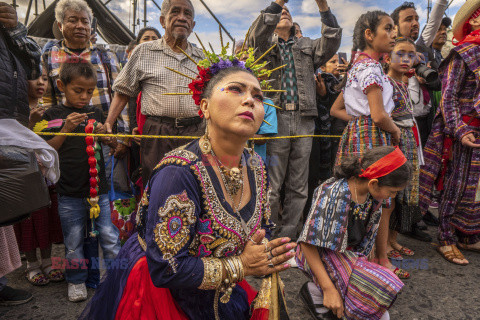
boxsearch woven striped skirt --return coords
[389,126,422,233]
[335,115,393,208]
[296,247,403,320]
[335,115,392,166]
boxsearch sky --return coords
[15,0,467,53]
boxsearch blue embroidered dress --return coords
[296,178,403,320]
[81,140,273,320]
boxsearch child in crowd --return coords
[297,146,411,320]
[14,68,64,286]
[27,66,48,129]
[234,40,278,165]
[384,37,421,273]
[42,60,120,302]
[306,54,347,219]
[330,11,403,277]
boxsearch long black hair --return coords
[334,146,412,187]
[136,27,161,44]
[337,11,390,90]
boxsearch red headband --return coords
[358,147,407,179]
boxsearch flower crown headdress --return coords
[163,28,286,121]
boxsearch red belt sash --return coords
[462,115,480,127]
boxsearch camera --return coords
[415,63,438,84]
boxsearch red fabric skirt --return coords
[115,256,259,320]
[115,256,188,320]
[13,187,63,252]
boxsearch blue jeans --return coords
[57,193,120,284]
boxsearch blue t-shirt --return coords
[255,98,278,163]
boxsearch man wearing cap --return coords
[419,0,480,265]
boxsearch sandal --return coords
[457,242,480,253]
[391,243,415,256]
[26,269,49,286]
[436,245,469,266]
[42,263,65,282]
[387,250,403,260]
[391,267,410,279]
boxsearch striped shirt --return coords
[41,41,125,131]
[113,37,204,118]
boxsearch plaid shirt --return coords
[3,23,42,80]
[41,41,127,132]
[113,37,204,118]
[278,37,299,108]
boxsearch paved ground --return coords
[1,218,480,320]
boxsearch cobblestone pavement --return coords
[1,222,480,320]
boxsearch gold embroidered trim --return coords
[198,257,223,290]
[138,234,147,251]
[153,190,196,273]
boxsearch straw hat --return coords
[452,0,480,41]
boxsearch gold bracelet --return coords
[198,257,223,290]
[219,257,236,303]
[229,256,244,282]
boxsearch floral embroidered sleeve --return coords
[357,61,385,94]
[145,165,208,289]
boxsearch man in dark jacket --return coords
[247,0,341,241]
[0,2,42,306]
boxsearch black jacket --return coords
[0,24,41,126]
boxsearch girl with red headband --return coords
[330,11,403,279]
[296,146,411,320]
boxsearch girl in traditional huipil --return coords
[330,11,402,276]
[296,146,409,320]
[81,50,297,319]
[383,37,422,271]
[420,0,480,265]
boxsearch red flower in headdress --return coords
[189,67,213,117]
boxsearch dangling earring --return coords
[200,125,212,154]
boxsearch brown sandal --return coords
[457,242,480,253]
[436,245,468,266]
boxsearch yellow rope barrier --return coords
[36,132,342,140]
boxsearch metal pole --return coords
[151,0,161,11]
[11,0,16,8]
[132,0,137,34]
[143,0,147,27]
[427,0,431,22]
[198,0,234,42]
[34,0,38,17]
[25,0,33,25]
[42,0,45,10]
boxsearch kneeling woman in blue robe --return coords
[80,63,296,320]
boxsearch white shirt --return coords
[343,59,395,117]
